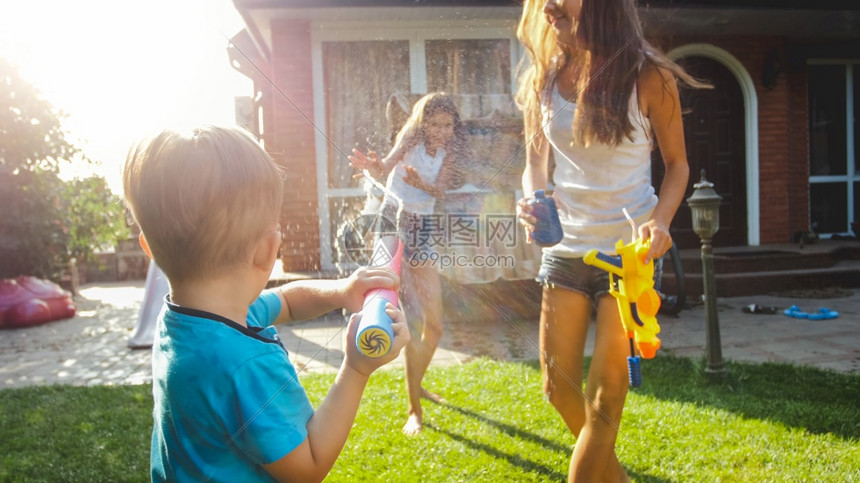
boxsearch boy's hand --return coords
[344,304,410,377]
[340,266,400,313]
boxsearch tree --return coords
[62,175,129,264]
[0,167,69,279]
[0,57,129,280]
[0,58,77,174]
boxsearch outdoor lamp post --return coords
[686,169,725,374]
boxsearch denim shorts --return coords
[399,212,439,260]
[535,252,611,301]
[375,203,438,261]
[536,251,666,302]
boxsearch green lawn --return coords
[1,356,858,482]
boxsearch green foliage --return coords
[61,175,130,263]
[1,358,857,482]
[0,168,69,279]
[0,57,128,279]
[0,57,77,174]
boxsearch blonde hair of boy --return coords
[123,125,283,284]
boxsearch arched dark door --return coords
[652,56,747,248]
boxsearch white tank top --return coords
[541,84,657,257]
[384,142,444,215]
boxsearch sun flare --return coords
[0,0,251,192]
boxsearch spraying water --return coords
[359,169,405,233]
[334,168,407,276]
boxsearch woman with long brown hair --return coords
[515,1,708,480]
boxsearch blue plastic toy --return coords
[783,305,839,320]
[528,190,563,247]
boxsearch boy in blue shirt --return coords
[123,125,409,482]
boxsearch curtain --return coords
[425,39,511,97]
[323,41,411,190]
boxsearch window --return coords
[322,41,410,190]
[425,39,511,95]
[314,26,518,270]
[808,63,858,235]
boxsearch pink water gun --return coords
[355,236,403,358]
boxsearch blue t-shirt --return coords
[150,291,314,482]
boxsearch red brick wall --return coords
[654,34,804,245]
[786,58,811,236]
[746,37,792,244]
[268,19,321,271]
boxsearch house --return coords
[228,0,860,279]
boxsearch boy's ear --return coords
[252,228,280,271]
[138,233,153,258]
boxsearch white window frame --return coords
[807,59,859,236]
[311,20,519,270]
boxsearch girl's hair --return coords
[392,92,469,167]
[515,0,710,147]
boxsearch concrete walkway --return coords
[1,281,858,389]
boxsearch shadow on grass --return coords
[439,402,570,454]
[520,356,859,440]
[632,355,860,440]
[622,470,672,483]
[425,423,567,481]
[430,402,672,483]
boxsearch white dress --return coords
[383,142,445,216]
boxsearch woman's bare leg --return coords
[568,295,631,482]
[539,285,590,436]
[540,287,629,482]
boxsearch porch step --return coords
[660,240,860,298]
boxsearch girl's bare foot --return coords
[402,412,422,436]
[420,387,445,404]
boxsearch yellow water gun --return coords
[583,238,661,387]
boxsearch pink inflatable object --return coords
[0,276,77,328]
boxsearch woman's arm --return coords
[638,64,691,263]
[517,128,551,240]
[522,128,550,197]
